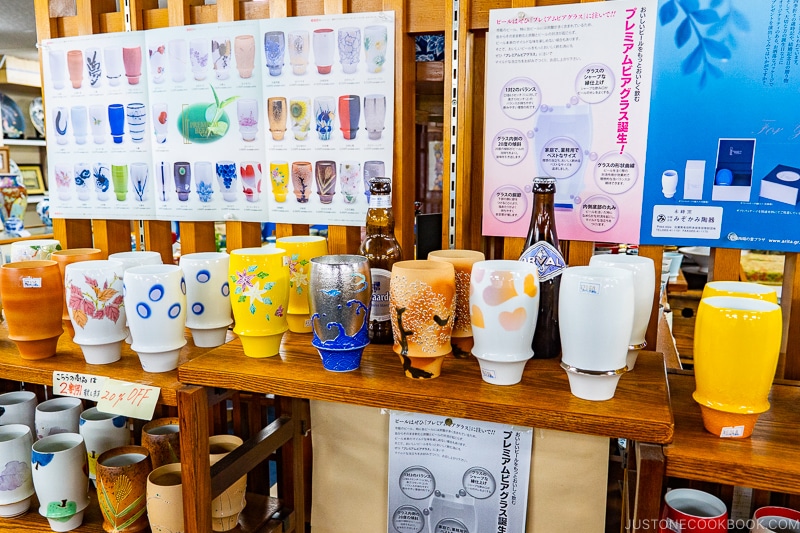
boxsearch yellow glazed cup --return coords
[693,296,782,438]
[275,236,328,334]
[229,247,290,357]
[701,281,778,303]
[270,161,289,203]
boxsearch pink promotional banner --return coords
[482,0,658,243]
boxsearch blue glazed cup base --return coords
[317,345,366,372]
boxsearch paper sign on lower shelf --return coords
[96,378,160,420]
[52,371,107,401]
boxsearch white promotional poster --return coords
[41,11,394,226]
[482,1,658,244]
[388,412,532,533]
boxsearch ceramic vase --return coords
[314,96,335,141]
[54,107,69,145]
[126,103,146,144]
[263,31,285,76]
[589,254,655,370]
[168,39,188,83]
[85,47,102,87]
[108,104,125,144]
[189,38,210,81]
[93,163,111,201]
[0,260,63,359]
[216,161,238,202]
[287,31,309,75]
[364,25,388,73]
[79,407,130,480]
[308,254,372,371]
[239,161,262,203]
[701,280,779,303]
[31,433,90,532]
[429,249,486,357]
[112,165,128,201]
[35,397,82,440]
[364,94,386,140]
[312,29,335,74]
[694,296,782,438]
[212,36,232,80]
[390,260,456,379]
[67,50,83,89]
[146,464,184,533]
[141,418,180,470]
[339,161,361,204]
[338,27,361,74]
[1,185,27,235]
[122,46,142,85]
[270,161,289,203]
[104,46,124,86]
[228,246,290,357]
[65,260,127,364]
[267,97,287,141]
[174,162,191,201]
[52,247,105,339]
[148,43,166,84]
[291,161,313,203]
[208,435,247,531]
[338,95,360,140]
[289,97,311,140]
[49,49,68,90]
[236,98,258,142]
[276,236,329,333]
[152,103,168,144]
[0,391,37,439]
[54,165,72,201]
[0,424,34,518]
[559,266,635,401]
[468,260,540,385]
[314,160,336,204]
[179,252,232,347]
[195,161,214,203]
[70,105,88,144]
[89,104,107,144]
[234,34,255,78]
[96,446,152,533]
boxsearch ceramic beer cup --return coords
[276,236,329,333]
[95,446,152,533]
[0,391,37,438]
[0,424,34,518]
[31,433,90,532]
[209,435,247,531]
[179,252,233,348]
[79,407,130,480]
[35,397,82,440]
[312,29,335,74]
[661,488,727,533]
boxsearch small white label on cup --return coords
[580,282,600,295]
[304,318,313,328]
[283,256,290,267]
[720,425,745,438]
[22,277,42,288]
[481,369,496,379]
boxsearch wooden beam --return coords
[708,247,740,282]
[177,385,212,533]
[92,219,133,256]
[179,221,217,256]
[52,219,93,249]
[225,221,262,252]
[143,220,176,264]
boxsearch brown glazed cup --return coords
[96,445,153,533]
[141,418,180,469]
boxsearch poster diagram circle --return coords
[434,518,470,533]
[500,77,542,120]
[593,151,638,195]
[392,505,425,533]
[488,184,528,223]
[575,63,615,104]
[579,195,620,233]
[462,466,496,499]
[539,136,583,179]
[399,466,436,500]
[492,128,528,166]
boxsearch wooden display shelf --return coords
[179,332,675,444]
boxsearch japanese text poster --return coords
[388,412,532,533]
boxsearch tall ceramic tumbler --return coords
[141,418,180,469]
[276,236,329,333]
[123,264,187,373]
[208,435,247,531]
[85,47,102,87]
[589,254,655,370]
[0,260,64,360]
[338,95,360,140]
[35,397,82,440]
[364,94,386,140]
[70,105,89,144]
[89,104,107,144]
[693,296,782,438]
[314,160,336,204]
[48,49,68,90]
[428,249,485,357]
[233,34,255,78]
[146,464,183,533]
[54,107,69,145]
[104,46,124,86]
[108,103,125,144]
[292,161,313,203]
[122,46,142,84]
[168,39,188,82]
[148,42,166,84]
[314,96,335,140]
[52,247,105,339]
[240,161,262,202]
[152,103,168,144]
[270,161,289,202]
[174,162,191,202]
[0,391,37,439]
[364,25,388,73]
[211,36,232,80]
[309,254,372,371]
[558,266,635,401]
[216,160,238,202]
[339,161,361,204]
[195,161,214,202]
[390,260,456,379]
[79,407,130,480]
[179,252,233,348]
[287,31,309,74]
[67,49,83,89]
[0,424,34,518]
[267,96,287,141]
[189,38,210,80]
[289,97,311,140]
[338,27,361,74]
[130,162,149,202]
[65,260,127,365]
[95,446,152,533]
[263,31,285,76]
[313,29,335,74]
[228,246,290,357]
[31,433,90,532]
[237,98,259,142]
[469,260,539,385]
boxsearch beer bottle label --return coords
[369,195,392,209]
[370,267,392,321]
[519,242,566,281]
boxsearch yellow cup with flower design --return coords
[276,236,328,333]
[229,247,289,357]
[270,161,289,202]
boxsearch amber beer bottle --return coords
[360,177,403,343]
[519,177,566,359]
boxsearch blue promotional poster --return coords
[641,0,800,252]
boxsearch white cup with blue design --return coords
[123,264,186,373]
[179,252,232,348]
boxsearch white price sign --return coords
[96,378,160,421]
[52,371,107,401]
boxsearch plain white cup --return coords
[35,397,82,440]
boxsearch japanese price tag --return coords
[52,371,106,401]
[96,378,160,421]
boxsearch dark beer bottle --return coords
[519,177,566,359]
[360,177,403,343]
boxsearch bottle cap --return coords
[533,177,556,192]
